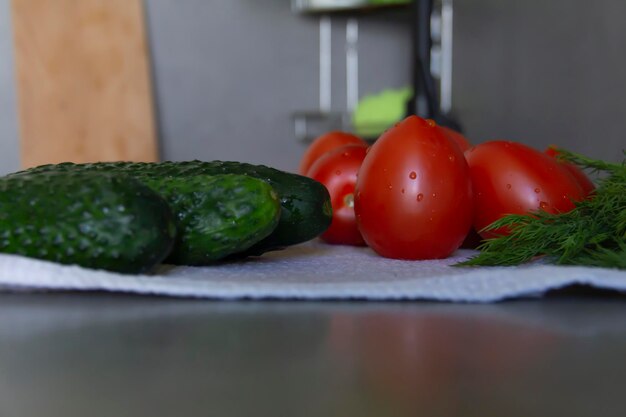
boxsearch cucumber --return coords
[16,161,333,255]
[147,174,281,265]
[0,172,176,274]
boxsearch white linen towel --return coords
[0,241,624,302]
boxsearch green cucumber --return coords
[0,172,176,274]
[147,174,281,265]
[16,161,332,255]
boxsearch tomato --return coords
[465,140,586,239]
[354,116,473,259]
[299,131,367,175]
[307,145,367,245]
[438,126,472,152]
[545,145,595,196]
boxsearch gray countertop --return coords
[0,292,624,417]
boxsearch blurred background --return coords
[0,0,624,176]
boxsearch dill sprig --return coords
[457,149,626,269]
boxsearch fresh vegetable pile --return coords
[2,116,622,275]
[301,115,625,269]
[1,161,332,273]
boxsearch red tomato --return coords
[299,131,367,175]
[466,141,586,239]
[545,145,595,196]
[307,145,367,246]
[354,116,473,259]
[438,126,472,152]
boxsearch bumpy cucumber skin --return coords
[0,172,176,274]
[17,161,333,255]
[144,174,281,265]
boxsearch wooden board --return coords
[11,0,159,168]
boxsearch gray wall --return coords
[0,0,624,176]
[453,0,626,162]
[144,0,410,171]
[0,0,19,175]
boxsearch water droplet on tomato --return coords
[343,152,349,157]
[416,193,424,202]
[388,184,393,190]
[432,193,437,198]
[506,184,512,190]
[448,155,455,162]
[539,201,549,210]
[534,188,541,193]
[335,170,342,175]
[426,119,436,127]
[409,171,417,179]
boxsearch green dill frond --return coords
[571,241,626,269]
[556,148,624,175]
[457,149,626,269]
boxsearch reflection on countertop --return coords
[0,293,624,417]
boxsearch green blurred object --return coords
[352,86,412,138]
